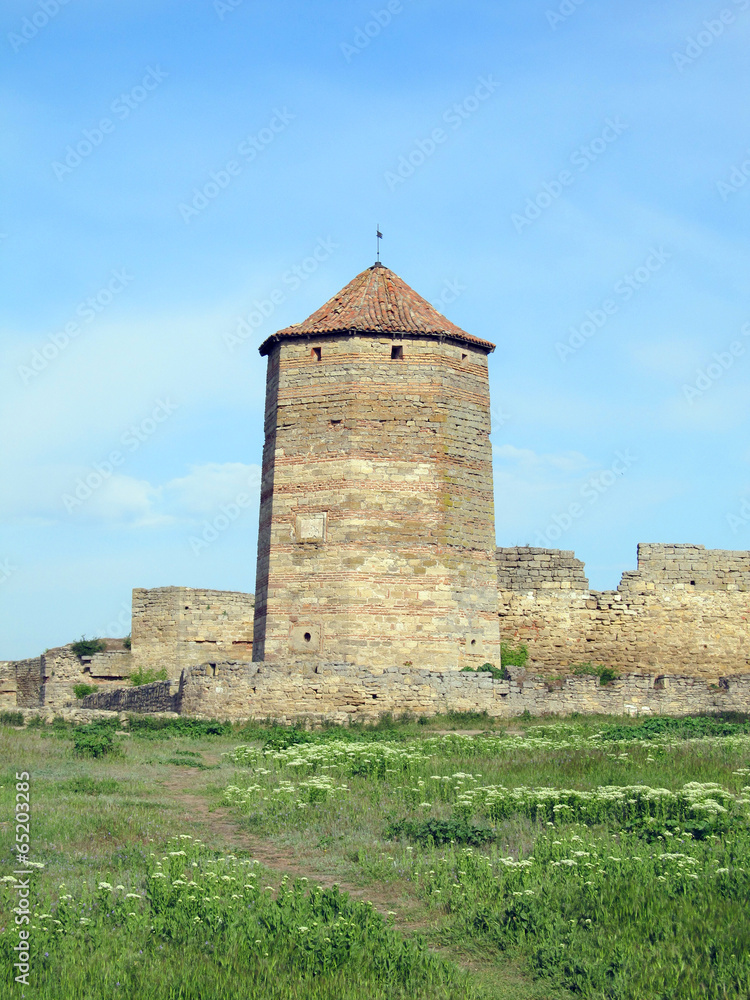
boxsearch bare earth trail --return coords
[156,765,565,998]
[157,771,424,923]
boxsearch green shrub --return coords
[73,683,98,700]
[500,641,528,667]
[597,714,750,742]
[71,720,122,758]
[65,776,120,795]
[127,715,231,738]
[446,708,491,725]
[0,710,24,727]
[129,667,168,686]
[571,662,619,685]
[70,636,107,657]
[461,663,511,680]
[386,817,496,846]
[123,633,131,650]
[598,666,619,686]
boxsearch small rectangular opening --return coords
[312,347,322,361]
[391,345,403,360]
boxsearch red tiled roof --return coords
[259,263,495,355]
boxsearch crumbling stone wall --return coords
[85,660,750,724]
[131,587,255,677]
[496,547,589,591]
[254,332,501,669]
[13,658,44,708]
[37,646,133,711]
[498,544,750,679]
[82,679,179,714]
[0,660,18,708]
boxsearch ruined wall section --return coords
[254,333,500,669]
[86,660,750,724]
[131,587,255,677]
[496,547,589,591]
[620,543,750,591]
[0,661,16,708]
[498,544,750,680]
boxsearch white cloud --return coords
[0,462,261,528]
[493,443,590,474]
[162,463,261,515]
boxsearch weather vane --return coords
[376,226,383,263]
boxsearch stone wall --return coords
[0,661,17,708]
[82,679,179,714]
[496,547,589,591]
[254,332,501,669]
[498,544,750,680]
[39,646,134,711]
[131,587,255,677]
[14,658,44,708]
[84,659,750,724]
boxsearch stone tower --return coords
[253,262,501,670]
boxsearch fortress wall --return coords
[38,647,134,711]
[14,658,44,708]
[131,587,255,677]
[81,679,179,714]
[108,660,750,723]
[498,544,750,680]
[496,547,589,591]
[0,661,17,708]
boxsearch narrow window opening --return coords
[391,345,403,360]
[690,580,696,586]
[304,632,312,643]
[312,347,322,361]
[330,419,342,426]
[470,638,477,647]
[461,352,468,361]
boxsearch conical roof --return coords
[258,262,495,355]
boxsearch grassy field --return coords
[1,710,749,999]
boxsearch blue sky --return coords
[1,0,749,658]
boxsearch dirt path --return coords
[157,772,425,925]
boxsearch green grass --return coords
[1,712,748,998]
[129,667,168,687]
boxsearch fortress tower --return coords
[253,262,501,670]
